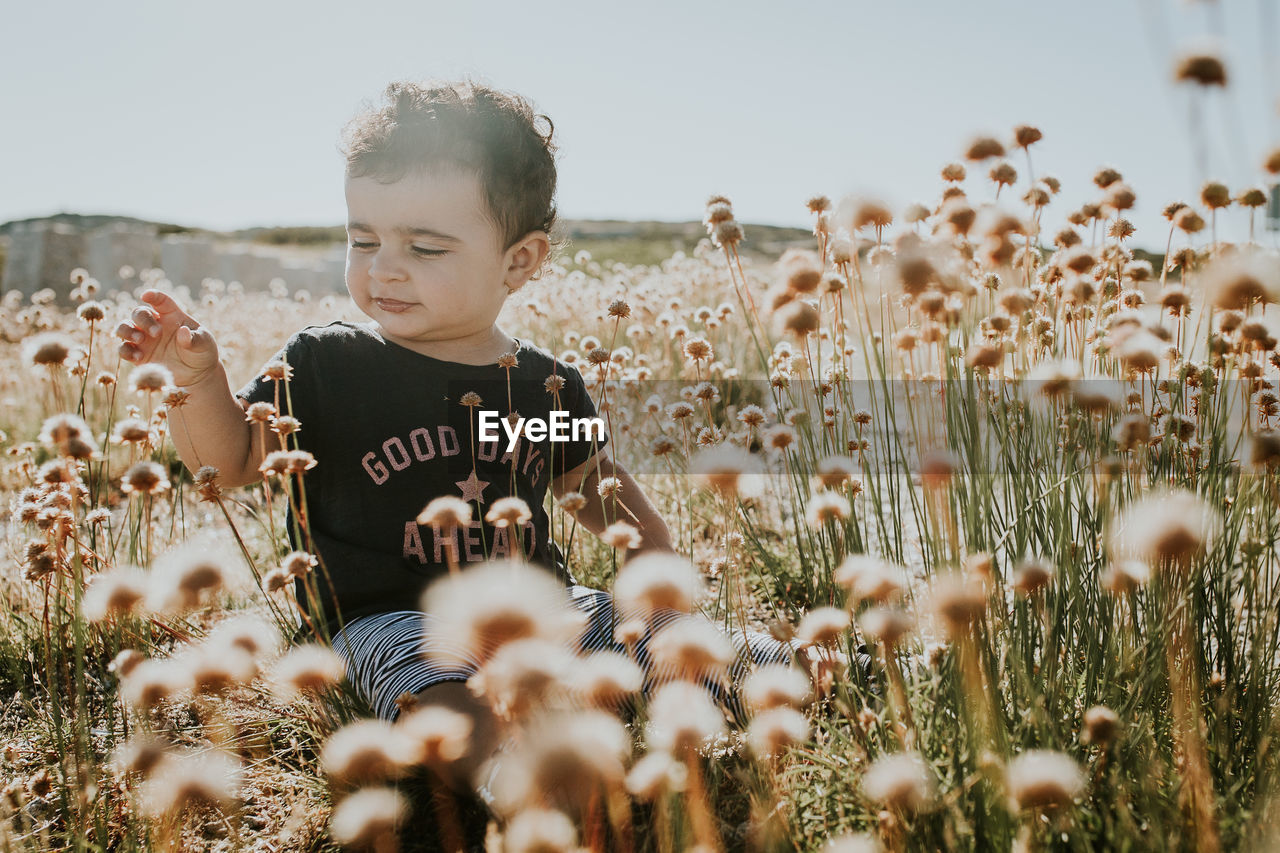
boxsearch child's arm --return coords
[115,290,267,488]
[552,448,674,559]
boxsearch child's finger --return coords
[114,321,145,345]
[131,306,162,338]
[175,326,218,362]
[118,339,143,363]
[140,289,195,322]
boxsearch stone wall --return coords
[2,221,346,300]
[1,221,89,301]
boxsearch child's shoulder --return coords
[288,320,379,347]
[513,338,585,378]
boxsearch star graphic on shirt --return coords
[456,470,490,503]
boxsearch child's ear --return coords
[504,231,551,294]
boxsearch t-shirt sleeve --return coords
[234,331,318,425]
[551,360,609,480]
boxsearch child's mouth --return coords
[374,298,413,313]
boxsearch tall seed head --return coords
[329,787,407,850]
[862,751,936,814]
[1006,750,1085,810]
[614,552,704,617]
[420,561,586,665]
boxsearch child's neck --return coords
[372,322,518,366]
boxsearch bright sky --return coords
[3,0,1278,252]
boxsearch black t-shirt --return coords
[236,321,608,638]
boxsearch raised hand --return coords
[115,290,221,388]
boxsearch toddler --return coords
[115,80,798,792]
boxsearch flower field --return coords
[3,124,1280,852]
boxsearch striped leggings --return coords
[331,584,796,722]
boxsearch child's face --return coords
[344,168,520,352]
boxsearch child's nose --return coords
[368,248,408,282]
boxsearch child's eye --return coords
[411,246,448,258]
[349,240,377,250]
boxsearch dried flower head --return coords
[862,751,936,813]
[398,705,473,766]
[626,752,688,800]
[485,496,533,529]
[39,414,96,461]
[1110,488,1219,569]
[1201,180,1232,209]
[1012,558,1054,596]
[120,658,192,711]
[82,568,148,622]
[1251,430,1280,470]
[329,787,407,851]
[1203,250,1280,310]
[649,618,736,682]
[646,682,726,754]
[262,360,293,381]
[776,300,821,338]
[112,417,152,445]
[806,491,851,527]
[469,638,575,719]
[1174,49,1228,86]
[245,401,277,424]
[503,808,579,853]
[321,719,417,783]
[128,364,174,394]
[109,649,145,679]
[24,332,74,367]
[1081,705,1122,746]
[1006,750,1085,810]
[111,734,170,780]
[743,665,812,713]
[746,707,810,759]
[683,336,713,361]
[690,444,763,498]
[835,555,906,604]
[1101,559,1151,595]
[601,520,642,550]
[614,552,705,617]
[929,574,988,636]
[488,711,629,815]
[416,495,472,531]
[146,544,228,613]
[569,651,644,710]
[271,644,347,698]
[205,613,281,659]
[280,550,318,579]
[796,606,852,648]
[421,561,586,665]
[121,461,170,496]
[556,491,587,513]
[858,608,915,649]
[137,749,242,819]
[77,300,106,322]
[1175,207,1206,234]
[965,136,1006,161]
[1013,125,1043,148]
[187,643,258,696]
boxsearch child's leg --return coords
[567,584,795,723]
[332,610,479,721]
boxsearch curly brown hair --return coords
[339,79,558,250]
